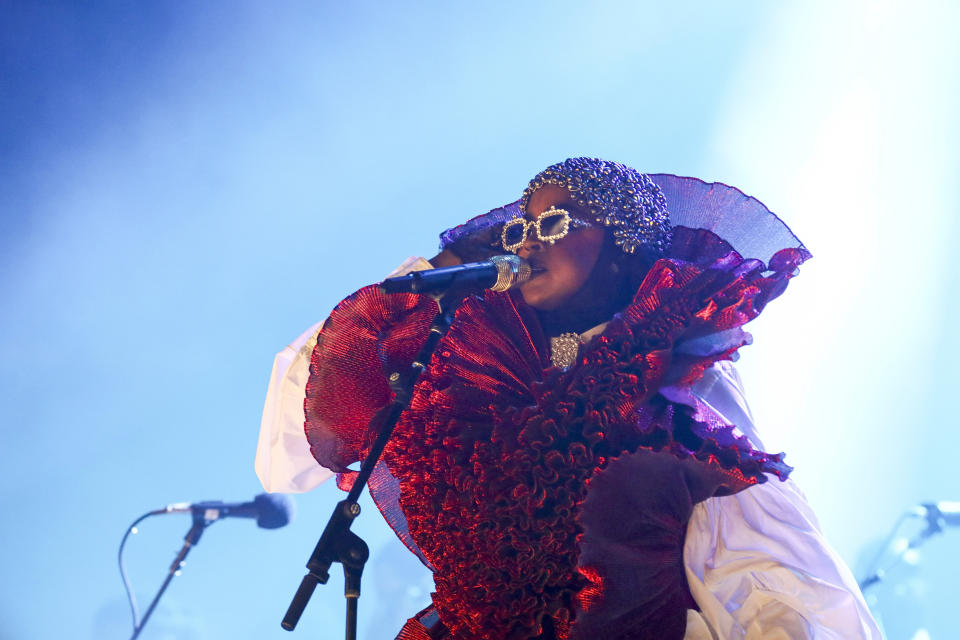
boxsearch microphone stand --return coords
[130,509,212,640]
[281,285,472,638]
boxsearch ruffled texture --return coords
[304,227,808,638]
[377,235,798,639]
[304,286,437,474]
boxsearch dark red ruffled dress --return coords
[304,226,807,639]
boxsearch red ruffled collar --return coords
[374,233,802,638]
[305,218,808,638]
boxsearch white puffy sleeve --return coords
[682,362,881,639]
[254,320,333,493]
[683,478,881,639]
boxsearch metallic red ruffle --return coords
[304,233,804,639]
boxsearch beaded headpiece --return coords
[519,157,671,254]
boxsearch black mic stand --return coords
[859,507,945,592]
[130,509,212,640]
[281,285,472,638]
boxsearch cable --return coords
[118,509,166,631]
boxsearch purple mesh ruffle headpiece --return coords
[440,159,809,269]
[649,173,809,267]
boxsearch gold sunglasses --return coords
[501,207,592,253]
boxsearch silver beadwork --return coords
[519,158,671,255]
[550,332,582,369]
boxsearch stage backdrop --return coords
[1,2,957,639]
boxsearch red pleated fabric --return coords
[304,229,806,639]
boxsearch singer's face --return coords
[516,185,605,311]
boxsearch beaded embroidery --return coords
[550,332,582,369]
[520,157,672,255]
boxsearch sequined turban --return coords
[519,157,672,255]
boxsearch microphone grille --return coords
[489,255,531,292]
[254,493,296,529]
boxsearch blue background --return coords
[2,2,958,638]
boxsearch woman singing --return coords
[258,158,879,639]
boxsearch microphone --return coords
[165,493,295,529]
[913,501,960,526]
[380,255,531,294]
